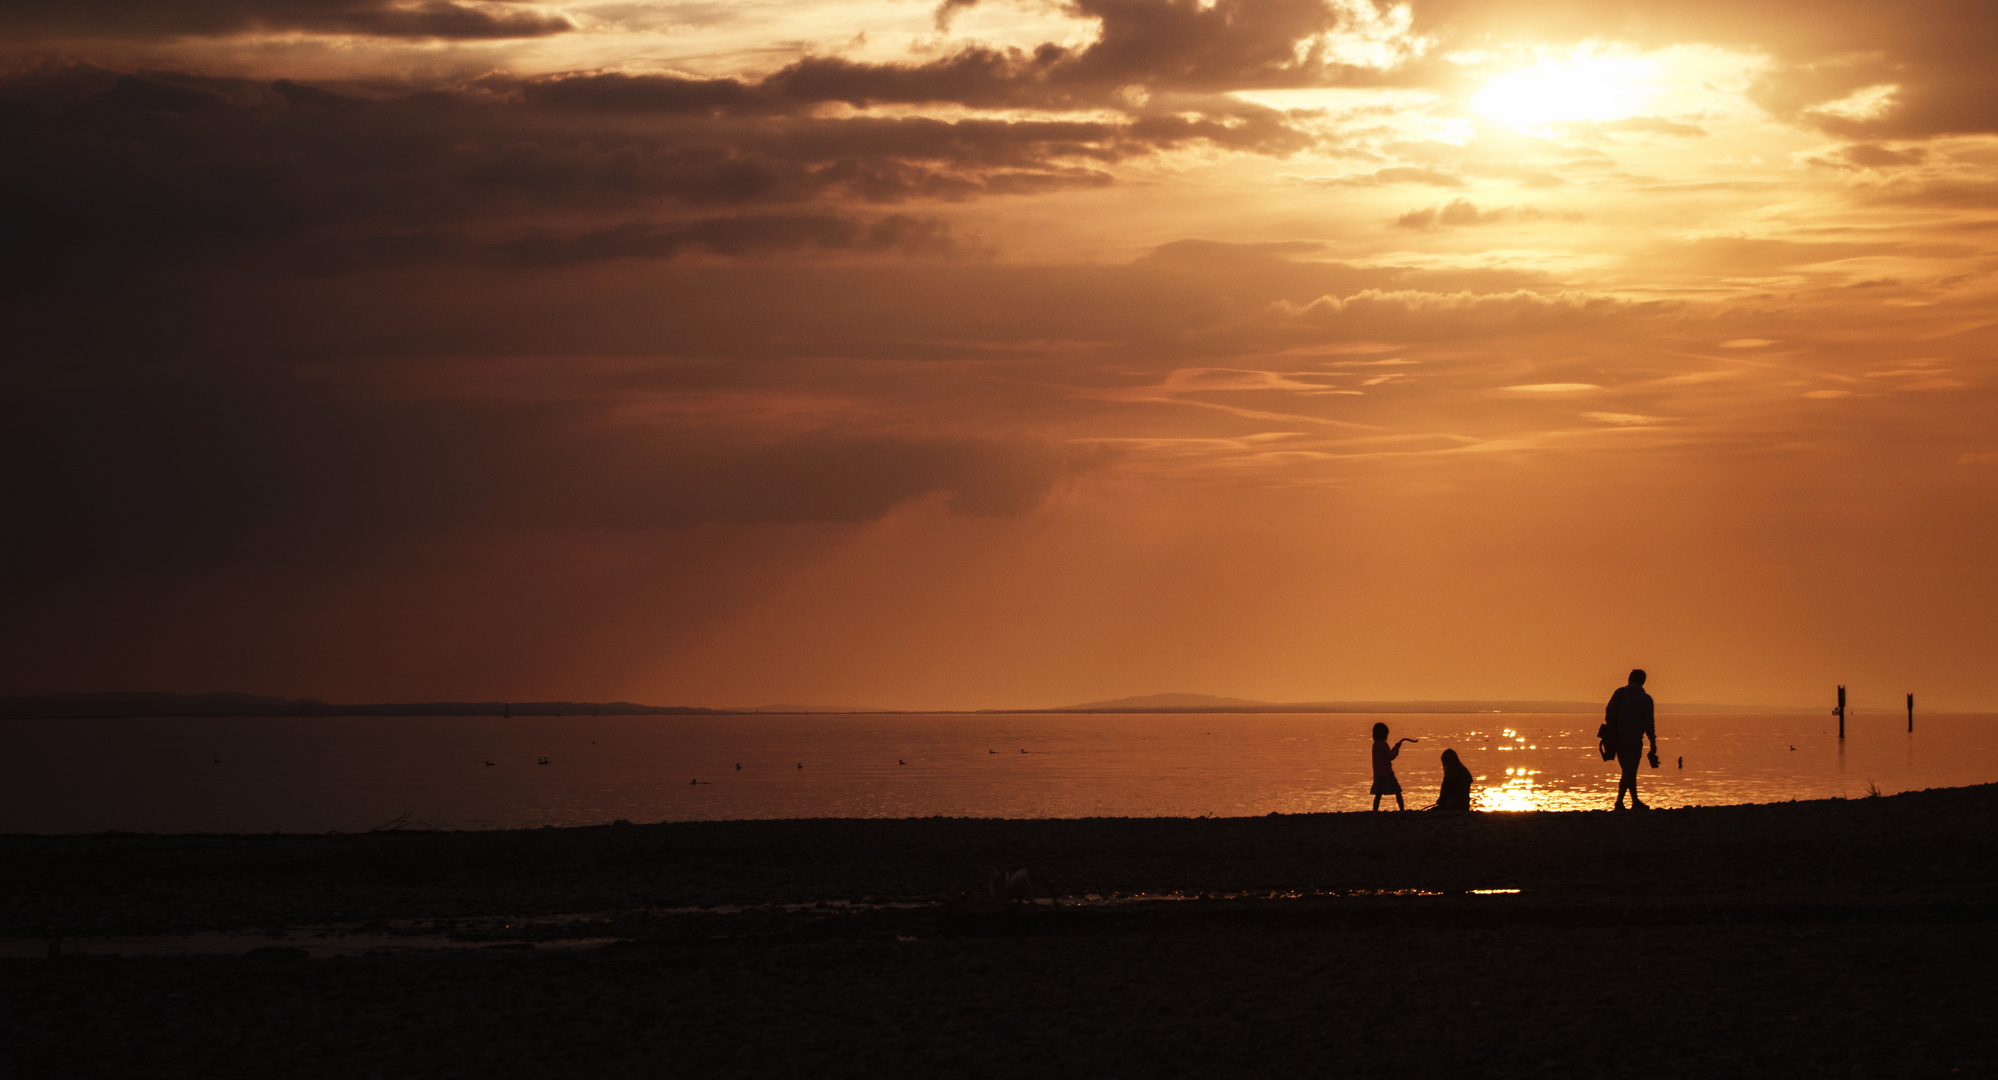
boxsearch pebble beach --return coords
[6,785,1996,1077]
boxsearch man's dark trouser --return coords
[1618,742,1644,799]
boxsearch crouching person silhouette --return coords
[1433,748,1474,812]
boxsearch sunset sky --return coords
[4,0,1995,710]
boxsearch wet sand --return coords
[5,785,1996,1077]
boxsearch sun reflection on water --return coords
[1477,765,1545,812]
[1485,728,1538,753]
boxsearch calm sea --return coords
[2,712,1992,834]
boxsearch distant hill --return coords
[741,704,889,714]
[1060,693,1274,711]
[0,692,721,719]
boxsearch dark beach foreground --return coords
[6,787,1997,1078]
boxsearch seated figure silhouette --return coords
[1433,748,1474,812]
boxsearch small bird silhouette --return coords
[796,763,803,769]
[1020,749,1028,754]
[989,749,996,754]
[1790,745,1796,751]
[735,763,742,770]
[1677,756,1683,769]
[485,761,495,767]
[898,759,906,765]
[213,756,221,764]
[690,778,697,785]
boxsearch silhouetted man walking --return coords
[1606,669,1659,810]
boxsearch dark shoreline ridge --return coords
[8,785,1994,935]
[8,786,1996,1077]
[0,689,1832,718]
[0,690,724,719]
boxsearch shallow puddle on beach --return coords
[0,889,1536,958]
[2,712,1992,832]
[0,932,626,960]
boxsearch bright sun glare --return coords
[1471,51,1657,129]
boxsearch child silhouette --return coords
[1371,722,1417,811]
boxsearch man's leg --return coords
[1621,750,1647,809]
[1373,794,1381,811]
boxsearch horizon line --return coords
[0,689,1959,719]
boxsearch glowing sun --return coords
[1472,51,1658,129]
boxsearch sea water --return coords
[1,712,1991,833]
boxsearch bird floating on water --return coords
[898,759,906,765]
[485,761,495,767]
[537,756,550,765]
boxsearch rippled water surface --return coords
[3,712,1993,833]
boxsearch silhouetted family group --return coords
[1370,669,1661,812]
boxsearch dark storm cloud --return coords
[531,0,1417,117]
[0,63,1313,290]
[1061,0,1383,90]
[495,212,957,265]
[755,49,1065,110]
[0,0,573,40]
[523,51,1341,143]
[518,70,763,112]
[0,372,1075,583]
[0,0,1412,294]
[278,210,960,274]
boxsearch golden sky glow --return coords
[2,0,1996,709]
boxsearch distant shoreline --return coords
[0,690,1898,720]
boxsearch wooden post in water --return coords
[1907,693,1914,732]
[1837,685,1846,739]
